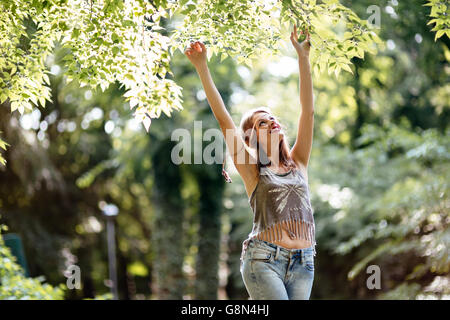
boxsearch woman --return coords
[185,24,316,300]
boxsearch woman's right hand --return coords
[185,41,207,69]
[290,24,311,59]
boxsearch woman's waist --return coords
[263,233,312,249]
[246,237,316,257]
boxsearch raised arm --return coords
[185,42,258,192]
[186,42,235,132]
[289,25,314,169]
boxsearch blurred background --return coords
[0,0,449,299]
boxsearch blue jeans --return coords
[240,238,315,300]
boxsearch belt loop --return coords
[274,246,280,261]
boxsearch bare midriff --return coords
[258,225,312,249]
[245,166,313,250]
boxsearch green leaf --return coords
[334,66,341,78]
[71,28,80,38]
[341,63,353,74]
[0,138,9,150]
[435,29,445,41]
[43,74,50,85]
[111,32,119,43]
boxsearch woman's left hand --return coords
[290,24,311,58]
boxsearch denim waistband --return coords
[248,238,316,256]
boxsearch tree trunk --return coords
[194,164,225,299]
[151,139,186,299]
[351,57,366,149]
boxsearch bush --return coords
[0,224,65,300]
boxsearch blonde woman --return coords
[185,25,316,300]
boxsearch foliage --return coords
[0,224,65,299]
[425,0,450,41]
[0,134,8,165]
[327,125,450,299]
[0,0,383,163]
[0,0,182,130]
[0,60,136,298]
[1,0,448,164]
[171,0,382,76]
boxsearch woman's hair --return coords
[239,106,298,174]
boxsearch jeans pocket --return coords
[249,251,273,275]
[303,255,315,272]
[251,251,272,261]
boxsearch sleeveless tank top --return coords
[240,166,316,262]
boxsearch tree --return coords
[1,0,385,164]
[151,138,186,299]
[192,164,225,299]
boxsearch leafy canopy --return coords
[1,0,380,126]
[0,0,446,165]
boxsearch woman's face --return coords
[252,112,284,150]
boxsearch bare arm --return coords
[194,61,236,134]
[185,42,258,191]
[289,25,315,169]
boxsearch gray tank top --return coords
[241,166,316,261]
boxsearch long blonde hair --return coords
[239,106,297,175]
